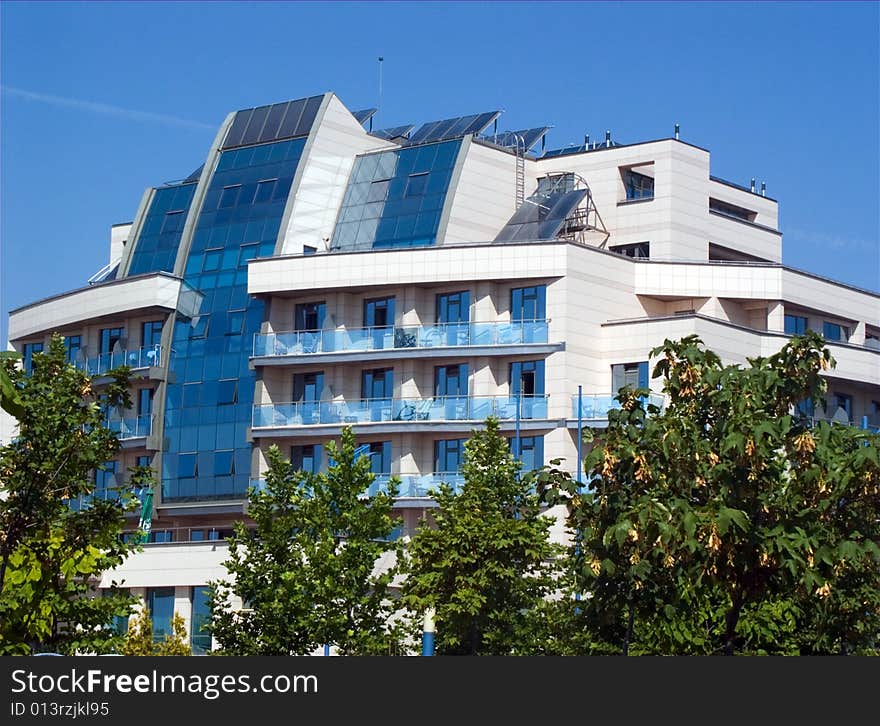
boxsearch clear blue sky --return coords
[1,1,878,346]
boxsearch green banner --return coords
[137,489,154,544]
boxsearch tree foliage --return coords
[0,335,141,654]
[401,417,562,655]
[545,332,880,655]
[208,427,403,655]
[122,608,191,656]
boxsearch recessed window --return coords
[612,361,648,392]
[367,179,390,203]
[405,173,429,197]
[63,336,82,363]
[621,168,654,201]
[218,185,242,209]
[709,198,756,223]
[785,314,808,336]
[295,301,326,331]
[609,241,650,259]
[254,178,277,204]
[823,321,848,342]
[218,379,238,405]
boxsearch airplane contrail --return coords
[1,85,214,131]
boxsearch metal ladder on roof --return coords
[513,133,526,209]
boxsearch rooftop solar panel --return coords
[405,111,500,146]
[222,95,326,149]
[483,127,550,152]
[370,124,415,140]
[352,108,378,125]
[494,188,587,242]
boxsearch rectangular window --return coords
[63,335,82,363]
[511,285,546,322]
[100,327,125,354]
[823,322,848,342]
[138,388,155,416]
[254,178,277,204]
[623,169,654,200]
[609,242,650,259]
[141,320,163,348]
[364,296,395,328]
[831,393,852,422]
[226,310,245,335]
[512,435,544,471]
[293,371,324,403]
[367,179,390,203]
[784,314,808,336]
[436,290,471,324]
[22,342,44,374]
[434,363,469,397]
[294,301,326,331]
[95,460,118,497]
[362,368,393,399]
[136,455,152,469]
[150,530,172,544]
[362,441,392,474]
[217,379,238,405]
[214,450,234,476]
[611,361,649,392]
[218,185,242,208]
[405,172,429,197]
[510,360,545,396]
[434,438,466,473]
[709,198,756,222]
[291,444,324,474]
[191,587,212,655]
[146,587,175,643]
[102,588,130,636]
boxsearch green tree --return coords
[208,428,402,655]
[401,417,562,655]
[0,335,141,655]
[121,608,191,656]
[546,332,880,655]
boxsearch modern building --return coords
[7,93,879,651]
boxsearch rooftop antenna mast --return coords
[377,56,383,128]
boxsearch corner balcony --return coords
[251,320,562,366]
[251,395,553,437]
[105,414,152,448]
[568,393,666,426]
[75,345,170,381]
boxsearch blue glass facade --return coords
[161,138,306,502]
[331,140,461,250]
[127,182,197,276]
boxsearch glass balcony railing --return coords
[253,473,465,499]
[253,395,550,428]
[253,320,550,357]
[105,415,152,440]
[571,393,665,420]
[75,345,166,377]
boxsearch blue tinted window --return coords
[623,169,654,200]
[142,321,164,348]
[295,301,325,331]
[434,439,466,473]
[331,139,461,250]
[100,328,124,354]
[516,435,544,471]
[22,342,43,374]
[362,368,393,399]
[191,587,212,654]
[127,182,197,276]
[364,297,395,327]
[511,286,546,321]
[162,138,306,503]
[434,363,469,396]
[291,444,324,474]
[511,360,545,396]
[64,335,82,363]
[436,291,470,323]
[823,321,848,342]
[785,314,807,335]
[147,587,175,642]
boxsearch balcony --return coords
[251,320,558,366]
[570,393,666,422]
[252,395,551,435]
[74,345,168,378]
[105,415,152,444]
